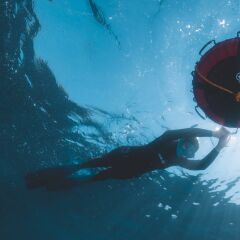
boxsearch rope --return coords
[195,68,240,102]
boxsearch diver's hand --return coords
[215,135,230,152]
[213,127,230,139]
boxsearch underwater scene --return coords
[2,0,240,239]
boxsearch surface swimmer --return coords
[25,127,230,190]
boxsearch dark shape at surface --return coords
[151,0,165,21]
[89,0,121,48]
[193,35,240,128]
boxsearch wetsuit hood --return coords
[176,138,199,158]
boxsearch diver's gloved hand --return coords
[213,127,230,139]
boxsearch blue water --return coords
[2,0,240,239]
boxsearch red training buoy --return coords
[192,32,240,128]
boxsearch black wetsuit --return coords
[79,128,220,181]
[25,128,220,189]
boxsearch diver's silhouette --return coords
[25,127,230,190]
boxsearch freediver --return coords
[25,127,230,190]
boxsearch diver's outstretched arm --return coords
[149,128,214,147]
[178,135,229,171]
[151,127,230,146]
[178,148,219,170]
[161,128,214,141]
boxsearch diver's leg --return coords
[90,168,114,181]
[79,157,110,168]
[26,147,130,189]
[80,146,133,169]
[25,156,114,189]
[45,168,114,191]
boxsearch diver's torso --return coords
[109,139,180,177]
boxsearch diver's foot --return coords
[25,164,81,189]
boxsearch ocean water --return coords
[2,0,240,239]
